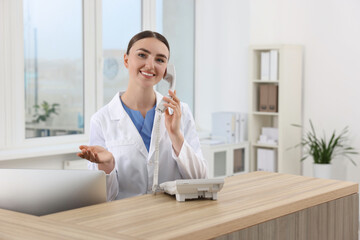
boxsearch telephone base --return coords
[175,192,218,202]
[159,179,224,202]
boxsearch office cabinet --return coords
[201,142,249,178]
[248,45,303,174]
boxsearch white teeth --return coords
[141,71,155,77]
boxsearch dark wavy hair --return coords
[126,30,170,57]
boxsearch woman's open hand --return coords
[77,145,115,174]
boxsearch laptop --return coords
[0,169,107,216]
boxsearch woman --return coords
[77,31,208,201]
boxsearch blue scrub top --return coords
[120,98,156,152]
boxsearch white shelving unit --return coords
[248,45,303,175]
[201,142,249,178]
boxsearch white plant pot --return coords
[313,163,332,179]
[45,117,54,127]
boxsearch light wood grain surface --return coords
[41,171,358,240]
[0,208,137,239]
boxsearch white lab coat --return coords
[88,91,208,201]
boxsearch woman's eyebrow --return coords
[136,48,168,59]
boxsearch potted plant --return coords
[33,101,60,126]
[294,120,358,179]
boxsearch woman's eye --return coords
[138,53,146,58]
[156,58,165,63]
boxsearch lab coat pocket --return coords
[105,139,139,163]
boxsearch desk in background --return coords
[0,171,358,240]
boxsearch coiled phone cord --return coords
[152,110,162,193]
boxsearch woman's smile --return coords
[140,70,156,78]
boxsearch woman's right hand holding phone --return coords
[77,145,115,174]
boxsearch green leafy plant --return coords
[33,101,60,123]
[293,120,358,166]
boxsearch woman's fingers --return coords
[79,145,88,150]
[167,90,180,103]
[78,145,106,164]
[94,153,101,163]
[80,149,92,161]
[163,96,180,112]
[88,150,96,163]
[163,100,181,116]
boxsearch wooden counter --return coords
[1,171,358,239]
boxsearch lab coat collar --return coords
[108,91,164,120]
[107,91,167,159]
[108,92,126,121]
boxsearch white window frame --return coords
[0,0,158,161]
[142,0,156,31]
[0,0,98,160]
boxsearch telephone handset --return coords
[156,64,176,113]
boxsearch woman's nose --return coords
[145,57,155,69]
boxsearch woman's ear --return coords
[124,53,129,69]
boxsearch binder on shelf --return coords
[270,50,278,81]
[260,51,270,80]
[212,112,236,144]
[235,114,240,143]
[257,148,276,172]
[212,112,247,144]
[268,85,278,112]
[258,84,278,112]
[235,113,247,143]
[258,84,269,112]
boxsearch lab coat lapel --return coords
[109,92,148,158]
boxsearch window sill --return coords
[0,142,86,161]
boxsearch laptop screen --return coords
[0,169,106,216]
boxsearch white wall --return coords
[195,0,250,132]
[250,0,360,182]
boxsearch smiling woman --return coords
[77,31,208,201]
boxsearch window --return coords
[156,0,195,112]
[0,0,195,158]
[24,0,84,138]
[102,0,142,105]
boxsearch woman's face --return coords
[124,37,169,89]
